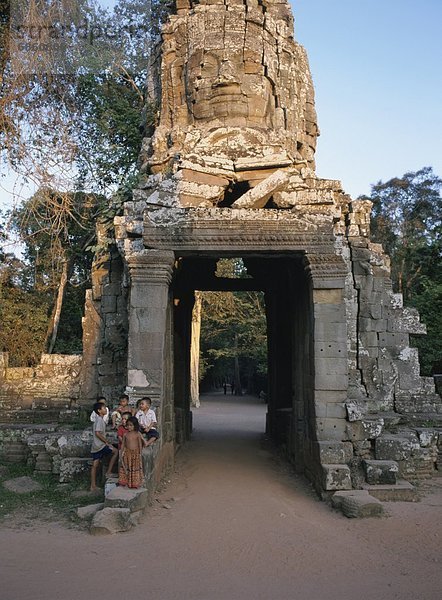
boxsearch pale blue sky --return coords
[293,0,442,197]
[1,0,441,208]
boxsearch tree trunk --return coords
[190,292,202,408]
[233,332,242,395]
[45,255,72,354]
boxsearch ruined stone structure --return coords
[1,0,441,501]
[87,0,441,497]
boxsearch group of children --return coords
[90,394,159,492]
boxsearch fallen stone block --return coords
[363,459,399,484]
[341,494,384,518]
[76,503,104,520]
[3,476,43,494]
[331,489,384,517]
[90,507,132,535]
[104,486,149,513]
[331,489,371,509]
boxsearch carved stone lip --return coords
[208,85,241,97]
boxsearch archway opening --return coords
[172,254,314,473]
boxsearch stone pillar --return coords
[312,287,348,442]
[190,292,202,408]
[307,255,352,491]
[125,250,175,406]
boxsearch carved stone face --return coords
[146,2,318,171]
[186,48,274,126]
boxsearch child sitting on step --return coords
[135,397,160,448]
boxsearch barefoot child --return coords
[118,417,144,489]
[90,402,118,492]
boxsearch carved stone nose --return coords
[212,73,238,87]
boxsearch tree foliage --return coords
[0,0,173,363]
[199,260,268,394]
[1,0,172,196]
[367,167,442,374]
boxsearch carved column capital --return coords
[126,250,175,285]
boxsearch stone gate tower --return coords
[90,0,441,495]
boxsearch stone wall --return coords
[0,353,82,422]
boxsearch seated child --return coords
[90,397,109,425]
[135,397,160,448]
[118,416,144,489]
[111,393,132,429]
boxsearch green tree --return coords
[1,1,174,362]
[367,167,442,374]
[10,188,102,355]
[200,261,268,394]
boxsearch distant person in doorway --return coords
[231,382,235,395]
[223,383,227,395]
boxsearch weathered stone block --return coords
[346,422,367,442]
[315,358,348,375]
[361,417,384,439]
[77,503,104,520]
[359,302,383,319]
[90,507,132,535]
[415,429,438,448]
[104,486,148,513]
[317,441,353,464]
[340,493,384,518]
[378,332,409,348]
[359,318,386,333]
[353,440,372,458]
[3,476,43,494]
[314,322,347,342]
[321,464,352,490]
[315,373,348,391]
[326,403,347,419]
[362,481,418,502]
[59,458,91,483]
[345,402,367,422]
[363,459,398,484]
[316,418,348,441]
[375,435,413,461]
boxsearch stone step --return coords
[104,486,149,513]
[363,459,399,484]
[362,480,418,502]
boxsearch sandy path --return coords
[1,393,441,600]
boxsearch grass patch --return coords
[0,461,95,523]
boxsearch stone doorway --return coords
[172,254,315,477]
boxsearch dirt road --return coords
[1,393,441,600]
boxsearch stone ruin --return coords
[1,0,441,512]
